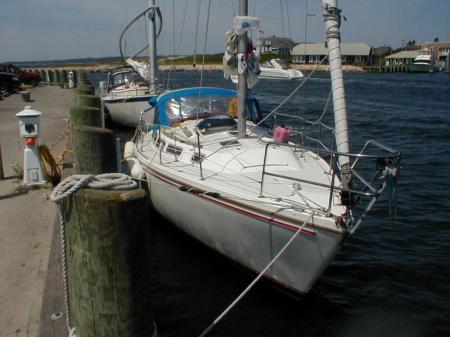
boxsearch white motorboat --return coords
[101,67,155,127]
[128,0,400,295]
[259,59,304,80]
[409,49,438,73]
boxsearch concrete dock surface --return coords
[0,86,74,337]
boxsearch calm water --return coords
[91,70,450,337]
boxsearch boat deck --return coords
[137,122,346,226]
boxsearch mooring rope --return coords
[198,212,315,337]
[51,174,137,202]
[50,173,138,337]
[38,144,61,186]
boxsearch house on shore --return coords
[384,42,450,68]
[291,42,372,65]
[258,36,295,57]
[384,51,419,65]
[422,41,450,69]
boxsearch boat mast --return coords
[237,0,248,139]
[322,0,351,188]
[148,0,158,94]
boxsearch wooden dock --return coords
[0,85,75,337]
[38,78,153,337]
[363,64,410,73]
[37,219,67,337]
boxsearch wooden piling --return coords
[0,142,4,180]
[55,70,61,84]
[70,106,103,128]
[53,70,59,85]
[63,187,153,337]
[40,70,47,83]
[48,70,54,84]
[64,118,154,336]
[76,94,101,109]
[77,71,89,85]
[72,126,117,174]
[61,70,68,88]
[76,85,95,96]
[73,70,78,87]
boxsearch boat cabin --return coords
[152,87,263,130]
[263,59,290,70]
[106,67,148,92]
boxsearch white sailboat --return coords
[101,1,161,127]
[127,0,400,294]
[101,67,153,127]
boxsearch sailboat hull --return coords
[146,170,344,294]
[103,96,154,127]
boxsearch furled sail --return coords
[125,58,149,80]
[223,17,260,89]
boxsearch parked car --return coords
[0,63,42,86]
[0,70,22,94]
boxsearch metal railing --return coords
[136,117,401,233]
[259,140,400,220]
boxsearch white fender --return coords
[124,141,136,160]
[127,158,145,179]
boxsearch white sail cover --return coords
[322,0,350,179]
[223,28,260,89]
[125,58,150,80]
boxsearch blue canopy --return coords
[151,87,262,128]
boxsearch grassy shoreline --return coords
[27,62,365,73]
[23,54,366,72]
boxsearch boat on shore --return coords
[127,0,400,295]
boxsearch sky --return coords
[1,0,449,62]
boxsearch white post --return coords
[16,107,46,185]
[237,0,248,139]
[322,0,351,187]
[148,0,158,94]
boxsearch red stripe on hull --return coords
[148,168,317,236]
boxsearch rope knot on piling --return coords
[50,173,138,203]
[50,173,138,337]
